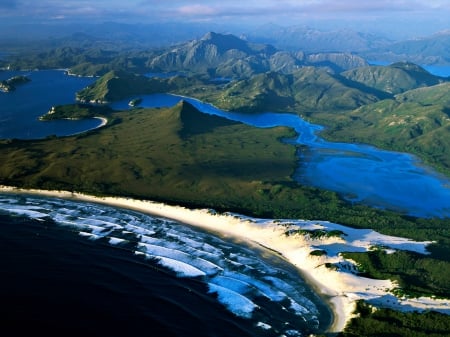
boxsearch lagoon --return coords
[112,94,450,218]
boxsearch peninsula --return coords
[0,75,30,92]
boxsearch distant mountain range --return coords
[246,24,391,53]
[247,25,450,65]
[360,30,450,65]
[2,22,450,67]
[147,32,368,78]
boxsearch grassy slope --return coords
[76,70,203,102]
[0,101,301,214]
[1,100,445,231]
[315,82,450,175]
[341,62,447,94]
[186,68,383,114]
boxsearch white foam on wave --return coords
[3,207,49,219]
[223,271,287,302]
[152,255,206,278]
[209,275,255,296]
[124,224,156,236]
[0,192,324,329]
[256,322,272,330]
[137,242,223,276]
[109,237,127,245]
[78,231,101,240]
[207,283,258,318]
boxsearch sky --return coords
[1,0,450,37]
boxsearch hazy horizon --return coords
[1,0,450,40]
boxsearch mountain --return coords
[148,32,368,78]
[341,62,448,94]
[197,67,382,113]
[147,32,275,78]
[0,100,303,216]
[1,30,368,77]
[247,25,391,52]
[76,70,201,103]
[318,82,450,173]
[360,31,450,65]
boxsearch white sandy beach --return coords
[94,116,108,127]
[1,185,449,332]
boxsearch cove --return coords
[112,94,450,218]
[0,70,101,139]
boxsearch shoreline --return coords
[93,116,108,128]
[1,185,449,332]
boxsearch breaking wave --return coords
[0,194,330,336]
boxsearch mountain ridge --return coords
[148,32,368,79]
[341,61,448,94]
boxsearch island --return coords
[128,97,142,107]
[0,75,30,92]
[38,103,113,121]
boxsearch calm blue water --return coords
[112,94,450,218]
[0,70,100,139]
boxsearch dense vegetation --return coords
[39,103,114,121]
[316,82,450,175]
[76,70,204,103]
[0,75,30,92]
[184,68,384,113]
[338,301,450,337]
[342,249,450,298]
[341,62,446,94]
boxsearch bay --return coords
[0,70,100,139]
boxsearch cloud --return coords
[1,0,449,30]
[177,4,217,16]
[136,0,450,23]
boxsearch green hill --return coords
[76,70,200,103]
[341,62,447,94]
[316,82,450,174]
[193,67,382,113]
[0,100,301,214]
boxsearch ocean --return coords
[0,195,331,336]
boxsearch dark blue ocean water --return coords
[0,195,330,337]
